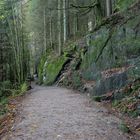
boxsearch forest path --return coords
[3,85,131,140]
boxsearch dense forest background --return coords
[0,0,136,84]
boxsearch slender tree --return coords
[106,0,112,16]
[58,0,62,55]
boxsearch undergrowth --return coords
[112,81,140,118]
[0,81,28,117]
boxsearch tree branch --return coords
[70,2,98,9]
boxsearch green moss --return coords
[126,15,140,28]
[44,56,68,85]
[38,54,48,84]
[91,38,107,61]
[116,0,135,11]
[82,71,92,81]
[125,38,140,56]
[81,33,109,70]
[63,44,76,54]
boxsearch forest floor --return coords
[0,84,139,140]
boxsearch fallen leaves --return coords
[0,113,13,136]
[101,66,132,79]
[0,96,22,139]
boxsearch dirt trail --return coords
[2,85,134,140]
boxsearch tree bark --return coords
[106,0,112,16]
[44,6,47,52]
[58,0,62,55]
[49,10,53,49]
[63,0,67,43]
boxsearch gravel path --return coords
[2,85,132,140]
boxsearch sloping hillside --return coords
[38,1,140,134]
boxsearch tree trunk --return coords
[12,4,21,83]
[106,0,112,16]
[49,10,53,49]
[58,0,62,55]
[44,6,47,52]
[63,0,67,43]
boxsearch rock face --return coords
[80,2,140,96]
[39,2,140,97]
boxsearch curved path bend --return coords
[2,85,133,140]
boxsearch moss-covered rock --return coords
[38,2,140,101]
[38,54,48,84]
[79,2,140,96]
[116,0,136,11]
[44,56,68,85]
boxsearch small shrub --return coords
[20,83,28,95]
[71,72,82,89]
